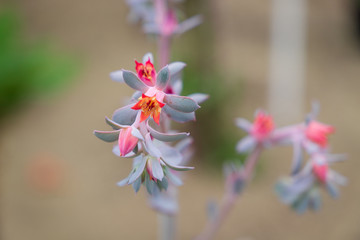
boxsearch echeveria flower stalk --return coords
[235,106,346,213]
[196,105,347,240]
[94,53,206,196]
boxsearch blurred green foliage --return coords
[0,8,78,120]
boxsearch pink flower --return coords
[118,127,139,156]
[131,87,166,125]
[135,58,156,86]
[250,111,274,141]
[161,10,178,36]
[305,121,334,147]
[312,162,328,183]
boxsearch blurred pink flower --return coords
[250,111,274,141]
[305,121,334,147]
[312,162,328,183]
[161,10,178,36]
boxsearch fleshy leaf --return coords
[156,65,170,90]
[168,62,186,76]
[143,22,160,35]
[308,189,321,211]
[187,93,209,104]
[292,193,310,214]
[164,94,200,113]
[175,138,193,153]
[164,167,183,186]
[132,177,142,193]
[171,80,183,95]
[329,170,347,186]
[128,156,147,184]
[151,158,164,181]
[110,70,124,83]
[175,15,203,35]
[147,122,189,142]
[144,133,162,158]
[149,190,178,215]
[235,118,252,132]
[291,142,303,175]
[93,130,120,142]
[131,127,144,140]
[112,104,138,126]
[163,105,196,123]
[131,91,142,101]
[105,116,127,130]
[157,177,168,190]
[122,70,149,92]
[326,182,339,198]
[236,136,256,153]
[142,52,154,64]
[117,174,131,187]
[164,161,194,171]
[145,172,157,195]
[156,141,183,166]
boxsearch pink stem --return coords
[194,146,262,240]
[154,0,171,68]
[154,1,176,240]
[158,35,171,68]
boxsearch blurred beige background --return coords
[1,0,360,239]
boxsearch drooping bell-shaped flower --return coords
[312,161,328,183]
[305,121,334,148]
[118,127,139,157]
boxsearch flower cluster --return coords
[126,0,202,37]
[94,53,207,195]
[235,104,346,213]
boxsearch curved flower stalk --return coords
[94,53,207,195]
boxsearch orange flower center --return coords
[132,94,165,124]
[143,66,153,80]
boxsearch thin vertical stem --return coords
[158,35,171,68]
[194,146,262,240]
[154,1,176,239]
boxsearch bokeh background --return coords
[1,0,360,239]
